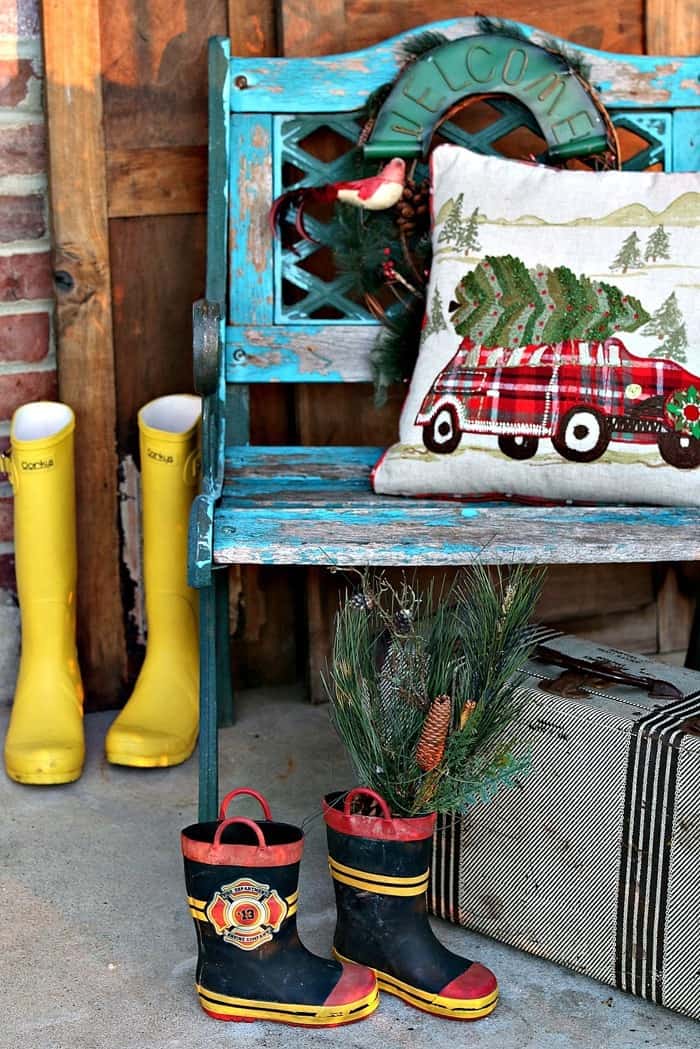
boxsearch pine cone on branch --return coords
[459,700,477,730]
[416,694,451,772]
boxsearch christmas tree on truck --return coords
[448,255,650,350]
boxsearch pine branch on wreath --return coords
[370,295,426,407]
[329,205,397,299]
[474,15,532,45]
[540,37,593,81]
[398,30,451,63]
[324,565,545,816]
[475,15,592,80]
[328,192,432,407]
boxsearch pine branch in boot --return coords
[325,565,545,816]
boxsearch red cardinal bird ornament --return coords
[270,157,406,246]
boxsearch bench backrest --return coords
[209,18,699,445]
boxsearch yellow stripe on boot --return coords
[328,856,429,897]
[196,983,379,1026]
[333,948,499,1020]
[106,395,201,768]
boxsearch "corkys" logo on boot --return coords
[20,458,55,471]
[146,448,175,464]
[206,878,288,951]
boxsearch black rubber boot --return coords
[181,787,378,1026]
[323,787,498,1020]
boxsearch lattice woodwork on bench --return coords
[275,104,673,326]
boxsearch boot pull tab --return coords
[213,816,267,849]
[0,451,17,491]
[219,787,272,821]
[183,447,201,484]
[344,788,391,818]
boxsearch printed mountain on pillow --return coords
[372,147,700,506]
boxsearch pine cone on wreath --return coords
[416,694,452,772]
[396,178,430,238]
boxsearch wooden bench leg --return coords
[198,580,219,821]
[198,569,234,821]
[216,568,234,728]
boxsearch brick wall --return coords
[0,0,53,699]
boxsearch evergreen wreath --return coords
[325,566,545,816]
[329,25,620,405]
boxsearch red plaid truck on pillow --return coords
[416,337,700,470]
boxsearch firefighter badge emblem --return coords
[206,878,288,950]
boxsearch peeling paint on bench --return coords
[230,20,700,113]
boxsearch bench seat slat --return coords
[211,446,700,566]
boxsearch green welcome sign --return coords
[364,34,609,162]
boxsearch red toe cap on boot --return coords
[324,962,377,1006]
[439,962,498,1002]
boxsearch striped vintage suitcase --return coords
[430,629,700,1019]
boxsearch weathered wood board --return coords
[42,0,126,706]
[215,447,700,566]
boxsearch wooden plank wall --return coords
[42,0,126,705]
[42,0,697,709]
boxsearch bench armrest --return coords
[188,493,215,588]
[189,298,225,587]
[193,298,222,397]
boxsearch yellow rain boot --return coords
[106,394,201,767]
[3,401,84,784]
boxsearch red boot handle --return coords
[213,816,266,849]
[218,787,272,821]
[343,787,391,818]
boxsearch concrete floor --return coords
[2,687,698,1049]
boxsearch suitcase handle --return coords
[213,817,266,849]
[218,787,272,821]
[534,643,683,701]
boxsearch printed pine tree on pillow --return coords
[436,195,482,254]
[449,256,650,350]
[643,292,688,363]
[644,225,672,263]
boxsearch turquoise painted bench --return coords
[189,18,700,820]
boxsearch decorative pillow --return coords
[372,146,700,505]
